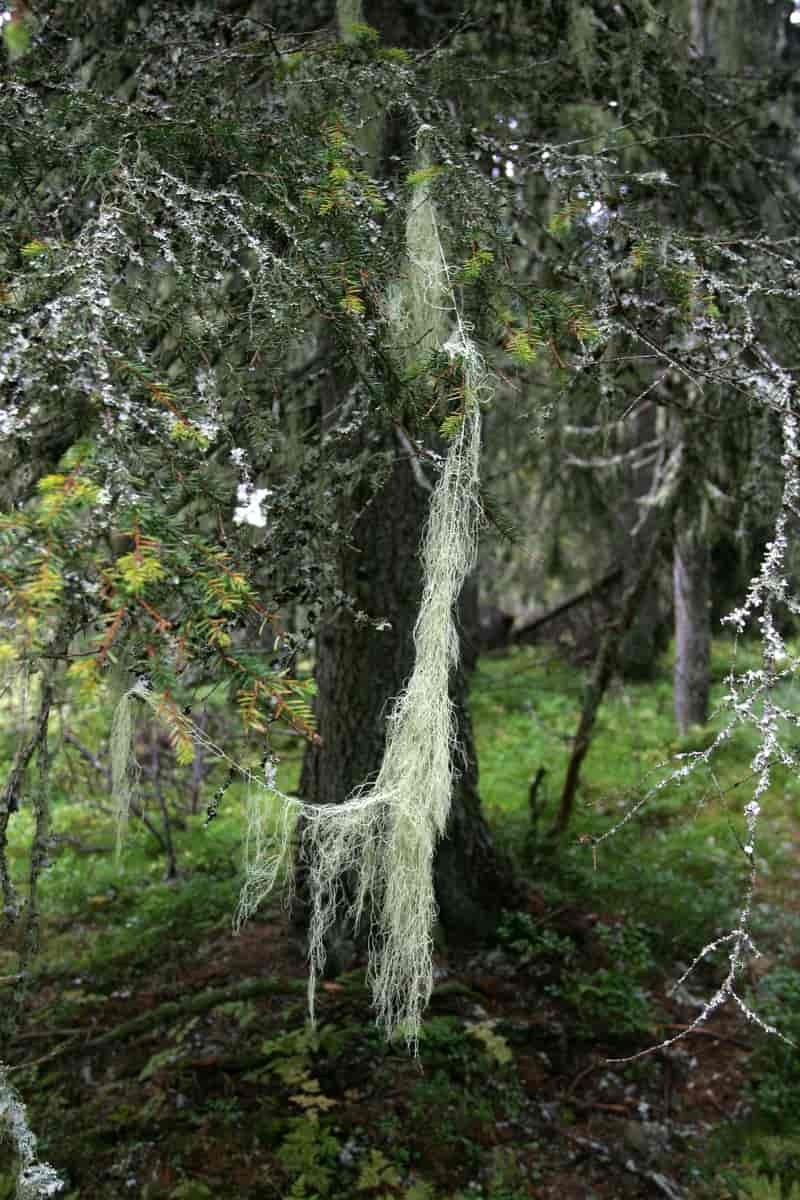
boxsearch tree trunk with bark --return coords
[673,518,711,735]
[295,420,521,972]
[616,403,671,679]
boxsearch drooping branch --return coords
[512,567,623,645]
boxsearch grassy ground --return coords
[2,638,800,1199]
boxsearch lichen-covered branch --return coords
[0,1063,63,1199]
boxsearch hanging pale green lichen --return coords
[233,349,484,1049]
[385,125,449,365]
[109,685,141,860]
[235,128,489,1050]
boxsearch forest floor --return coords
[2,640,800,1200]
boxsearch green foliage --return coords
[344,22,381,47]
[746,966,800,1129]
[496,911,576,967]
[276,1117,341,1198]
[114,548,166,596]
[497,916,657,1040]
[169,1181,213,1200]
[465,1021,512,1066]
[457,247,494,283]
[560,964,652,1038]
[484,1146,532,1200]
[504,329,538,365]
[547,197,590,237]
[736,1176,800,1200]
[356,1149,401,1191]
[596,919,655,976]
[20,240,49,257]
[403,1182,435,1200]
[2,12,800,1196]
[439,412,465,441]
[722,1136,800,1199]
[254,1023,342,1117]
[473,640,788,960]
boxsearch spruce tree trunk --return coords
[616,403,670,679]
[295,424,520,970]
[673,519,711,735]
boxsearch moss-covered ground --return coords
[2,638,800,1199]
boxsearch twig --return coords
[565,1057,605,1099]
[414,11,478,64]
[7,1033,82,1074]
[654,1022,749,1050]
[394,423,434,492]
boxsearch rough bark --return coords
[673,519,711,735]
[615,404,671,679]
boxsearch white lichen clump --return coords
[0,1065,64,1198]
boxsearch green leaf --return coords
[356,1149,401,1191]
[466,1020,512,1065]
[138,1046,180,1081]
[505,329,537,364]
[440,412,464,441]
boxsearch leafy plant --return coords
[746,967,800,1129]
[466,1020,513,1066]
[736,1176,800,1200]
[496,910,576,967]
[558,920,657,1037]
[560,966,652,1037]
[169,1181,213,1200]
[276,1117,341,1198]
[356,1148,401,1191]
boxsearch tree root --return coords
[14,974,484,1068]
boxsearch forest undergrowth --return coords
[2,639,800,1199]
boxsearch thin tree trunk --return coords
[0,688,52,928]
[616,404,670,679]
[673,519,711,735]
[553,465,682,837]
[21,701,52,969]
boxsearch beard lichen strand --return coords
[296,366,483,1048]
[109,685,142,861]
[230,343,484,1048]
[112,384,482,1049]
